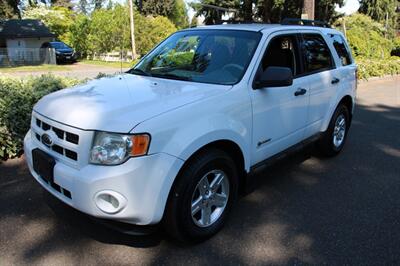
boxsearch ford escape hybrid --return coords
[24,22,356,242]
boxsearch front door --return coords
[250,33,309,165]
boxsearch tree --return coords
[135,16,177,54]
[315,0,344,23]
[79,0,89,14]
[23,6,74,44]
[190,16,198,27]
[92,0,105,10]
[51,0,74,9]
[84,4,177,56]
[242,0,252,21]
[359,0,399,35]
[135,0,175,16]
[26,0,47,7]
[191,0,238,25]
[169,0,189,28]
[0,0,21,19]
[70,14,91,57]
[194,0,345,24]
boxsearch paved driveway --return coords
[0,77,399,265]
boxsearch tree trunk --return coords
[263,0,272,23]
[302,0,315,20]
[243,0,252,21]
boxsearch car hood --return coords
[34,74,230,132]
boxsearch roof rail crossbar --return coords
[281,18,331,28]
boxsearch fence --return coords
[0,48,56,67]
[91,51,133,62]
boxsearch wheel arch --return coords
[171,139,247,201]
[322,94,354,131]
[338,95,354,121]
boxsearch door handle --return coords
[331,77,340,84]
[294,88,307,96]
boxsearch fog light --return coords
[94,190,127,214]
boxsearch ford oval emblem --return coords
[42,133,53,147]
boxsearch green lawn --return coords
[0,64,70,72]
[79,59,135,68]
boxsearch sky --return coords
[336,0,360,15]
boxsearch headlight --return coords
[90,132,150,165]
[55,51,61,55]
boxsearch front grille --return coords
[32,116,80,162]
[36,118,79,145]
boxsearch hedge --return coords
[0,75,81,160]
[356,57,400,80]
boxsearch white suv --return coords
[24,23,356,242]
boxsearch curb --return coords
[358,74,400,84]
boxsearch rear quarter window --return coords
[329,34,353,66]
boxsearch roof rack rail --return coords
[218,20,265,24]
[281,18,331,28]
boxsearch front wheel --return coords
[317,104,350,156]
[163,148,238,243]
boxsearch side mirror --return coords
[254,66,293,89]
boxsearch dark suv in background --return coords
[41,41,77,64]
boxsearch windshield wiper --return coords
[127,68,152,77]
[152,73,191,81]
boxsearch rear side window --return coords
[301,34,334,73]
[329,34,352,66]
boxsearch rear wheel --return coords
[164,148,238,243]
[318,104,350,156]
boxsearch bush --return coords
[335,14,393,59]
[0,75,81,160]
[356,57,400,80]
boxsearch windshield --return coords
[51,42,71,49]
[130,30,261,85]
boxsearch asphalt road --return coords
[0,77,399,265]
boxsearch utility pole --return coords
[128,0,137,60]
[301,0,315,20]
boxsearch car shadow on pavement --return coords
[1,101,399,264]
[43,192,164,248]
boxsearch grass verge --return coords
[0,64,70,73]
[79,59,135,68]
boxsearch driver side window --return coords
[260,34,302,77]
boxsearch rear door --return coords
[328,33,357,99]
[299,32,339,138]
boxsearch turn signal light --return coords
[130,134,150,156]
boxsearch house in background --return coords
[0,19,56,66]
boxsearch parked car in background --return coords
[25,21,357,243]
[41,41,77,64]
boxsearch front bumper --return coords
[56,54,76,62]
[24,130,184,225]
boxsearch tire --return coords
[317,104,350,157]
[163,148,239,243]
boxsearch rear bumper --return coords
[24,130,184,225]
